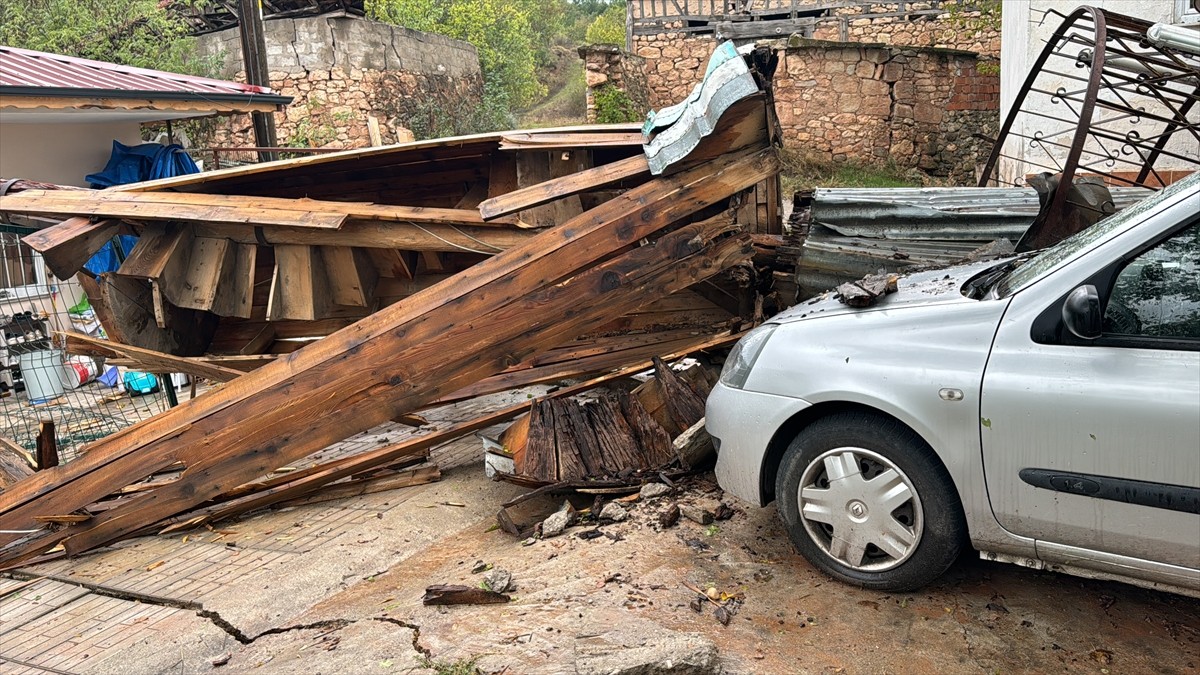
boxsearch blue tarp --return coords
[83,235,141,276]
[82,141,201,273]
[85,140,200,189]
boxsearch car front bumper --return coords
[707,381,812,507]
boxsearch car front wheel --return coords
[776,411,966,591]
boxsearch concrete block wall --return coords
[196,15,483,149]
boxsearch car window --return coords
[997,174,1200,297]
[1103,223,1200,340]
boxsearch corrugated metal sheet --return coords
[0,45,276,96]
[642,42,758,175]
[794,186,1154,299]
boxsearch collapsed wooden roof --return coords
[0,44,785,568]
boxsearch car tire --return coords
[775,411,966,591]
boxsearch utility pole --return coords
[237,0,279,162]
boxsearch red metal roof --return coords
[0,45,278,97]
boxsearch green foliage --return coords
[0,0,212,75]
[378,75,516,140]
[976,59,1000,76]
[366,0,546,110]
[592,83,640,124]
[942,0,1002,33]
[778,149,933,196]
[584,2,626,46]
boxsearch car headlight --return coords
[719,324,776,389]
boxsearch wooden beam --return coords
[320,246,378,307]
[0,191,524,230]
[0,437,34,491]
[61,332,244,383]
[267,245,334,321]
[35,421,57,472]
[17,217,120,280]
[499,131,644,150]
[117,224,192,280]
[188,221,532,253]
[479,154,650,220]
[77,273,219,357]
[168,237,236,312]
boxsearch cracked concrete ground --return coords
[2,464,1198,674]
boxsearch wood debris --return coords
[0,45,788,568]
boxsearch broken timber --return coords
[0,43,785,568]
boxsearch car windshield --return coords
[994,176,1199,297]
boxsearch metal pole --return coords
[237,0,279,162]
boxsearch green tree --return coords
[584,2,625,46]
[367,0,546,110]
[0,0,208,75]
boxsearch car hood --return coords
[771,260,1002,324]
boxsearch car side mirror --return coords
[1062,284,1102,340]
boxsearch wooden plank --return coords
[18,217,120,280]
[1,190,347,230]
[276,466,440,508]
[366,249,416,279]
[117,224,192,280]
[267,245,333,321]
[479,154,650,220]
[560,399,602,478]
[589,394,650,472]
[36,420,58,471]
[77,273,218,357]
[515,151,556,228]
[0,437,35,491]
[213,243,257,319]
[487,152,520,198]
[0,145,774,564]
[321,246,378,308]
[550,399,589,481]
[619,392,675,468]
[524,400,558,482]
[1,190,524,230]
[499,131,644,150]
[62,332,244,382]
[653,356,707,433]
[188,220,532,253]
[167,237,235,312]
[119,124,638,194]
[170,357,702,529]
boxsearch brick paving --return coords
[0,387,550,673]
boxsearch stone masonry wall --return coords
[196,15,483,151]
[774,40,998,182]
[630,6,1000,182]
[579,45,651,124]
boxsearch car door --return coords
[981,217,1200,572]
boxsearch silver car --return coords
[709,173,1200,594]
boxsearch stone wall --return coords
[775,40,998,182]
[578,45,651,124]
[629,6,1000,182]
[196,15,483,150]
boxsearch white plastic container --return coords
[19,349,65,404]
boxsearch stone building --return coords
[195,14,483,152]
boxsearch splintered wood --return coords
[0,46,786,568]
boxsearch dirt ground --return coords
[6,463,1195,675]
